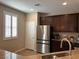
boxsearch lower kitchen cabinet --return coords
[50,40,74,52]
[74,43,79,47]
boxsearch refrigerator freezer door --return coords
[37,43,50,53]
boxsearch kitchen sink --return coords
[42,52,69,59]
[54,53,69,57]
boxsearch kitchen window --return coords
[4,12,17,39]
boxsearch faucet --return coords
[60,37,72,55]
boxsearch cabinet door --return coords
[51,15,64,32]
[45,16,52,25]
[51,14,77,32]
[40,17,47,25]
[40,14,78,32]
[40,16,52,25]
[65,14,77,32]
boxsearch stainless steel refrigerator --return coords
[37,25,50,53]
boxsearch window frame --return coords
[3,11,18,40]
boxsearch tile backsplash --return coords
[53,32,79,43]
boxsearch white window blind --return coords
[4,13,17,39]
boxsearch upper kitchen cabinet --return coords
[51,15,65,32]
[39,13,78,32]
[40,15,65,32]
[63,14,77,32]
[40,16,52,25]
[40,17,46,25]
[51,14,78,32]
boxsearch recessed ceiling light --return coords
[62,2,67,6]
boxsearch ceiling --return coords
[0,0,79,15]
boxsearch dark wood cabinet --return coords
[40,16,52,25]
[63,14,77,32]
[78,14,79,32]
[51,15,64,32]
[50,40,74,52]
[40,17,47,25]
[40,13,78,32]
[50,15,76,32]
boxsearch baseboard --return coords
[26,48,34,51]
[15,48,26,53]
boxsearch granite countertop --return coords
[0,49,79,59]
[0,49,41,59]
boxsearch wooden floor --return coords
[16,49,40,56]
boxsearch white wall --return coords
[0,4,26,52]
[25,13,38,51]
